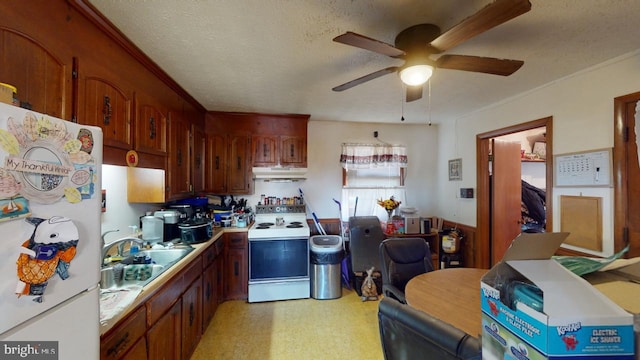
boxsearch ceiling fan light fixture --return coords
[399,64,433,86]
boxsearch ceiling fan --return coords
[332,0,532,102]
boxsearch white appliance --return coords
[248,204,310,302]
[252,166,307,181]
[0,102,103,359]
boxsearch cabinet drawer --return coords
[225,233,247,248]
[100,306,146,360]
[183,256,203,287]
[203,240,224,269]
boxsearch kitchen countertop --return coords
[99,226,248,336]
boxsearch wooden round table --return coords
[405,268,487,337]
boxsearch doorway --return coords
[614,91,640,258]
[475,117,554,269]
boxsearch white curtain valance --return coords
[340,143,408,170]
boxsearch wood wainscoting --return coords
[312,218,479,269]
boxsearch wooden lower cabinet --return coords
[147,300,182,360]
[100,306,147,360]
[224,232,248,300]
[121,337,148,360]
[101,237,228,360]
[181,277,203,359]
[202,240,224,330]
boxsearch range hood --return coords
[252,167,307,181]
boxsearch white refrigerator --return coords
[0,102,102,359]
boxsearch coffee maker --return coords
[154,210,181,242]
[168,204,193,222]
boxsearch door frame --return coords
[614,91,640,257]
[475,117,554,269]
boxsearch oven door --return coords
[249,237,309,282]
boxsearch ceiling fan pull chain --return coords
[428,79,432,126]
[401,85,405,122]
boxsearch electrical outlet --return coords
[460,188,474,198]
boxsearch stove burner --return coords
[258,222,275,227]
[290,221,303,225]
[286,224,303,228]
[256,226,271,229]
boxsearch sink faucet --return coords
[101,229,120,247]
[101,237,145,265]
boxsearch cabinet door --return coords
[202,263,217,330]
[252,135,278,167]
[121,337,147,360]
[100,306,146,360]
[280,136,306,167]
[205,133,227,193]
[0,28,66,118]
[135,94,167,156]
[181,277,203,360]
[167,110,191,198]
[227,134,252,194]
[147,300,181,360]
[192,125,206,193]
[78,76,132,150]
[225,233,248,300]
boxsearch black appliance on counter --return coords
[154,210,181,242]
[179,219,213,244]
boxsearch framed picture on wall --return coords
[449,158,462,181]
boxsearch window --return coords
[340,143,407,221]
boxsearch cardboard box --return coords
[480,232,635,359]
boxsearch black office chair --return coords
[379,237,434,303]
[378,297,482,360]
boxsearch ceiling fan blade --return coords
[333,31,406,57]
[406,85,423,102]
[332,66,399,92]
[436,55,524,76]
[430,0,531,52]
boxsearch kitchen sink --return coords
[101,246,194,290]
[135,248,193,266]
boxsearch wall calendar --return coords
[554,148,612,187]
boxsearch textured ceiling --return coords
[88,0,640,124]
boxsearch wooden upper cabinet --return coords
[252,135,278,167]
[280,135,306,167]
[227,134,252,194]
[192,125,206,193]
[205,133,227,194]
[0,28,67,118]
[252,135,307,167]
[167,110,191,198]
[77,75,132,150]
[135,93,167,156]
[204,131,252,195]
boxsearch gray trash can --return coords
[310,235,344,299]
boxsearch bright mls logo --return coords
[1,341,58,359]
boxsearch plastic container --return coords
[310,235,344,299]
[141,213,163,244]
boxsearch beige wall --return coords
[437,50,640,257]
[302,120,439,219]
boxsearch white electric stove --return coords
[247,205,311,302]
